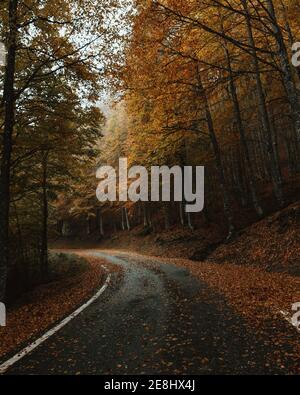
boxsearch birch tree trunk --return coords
[97,208,104,237]
[124,207,131,231]
[186,212,194,231]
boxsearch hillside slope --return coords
[57,201,300,276]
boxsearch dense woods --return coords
[0,0,129,299]
[1,0,300,301]
[83,0,300,241]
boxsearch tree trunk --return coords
[97,208,105,237]
[86,216,92,235]
[163,203,170,230]
[124,207,130,231]
[196,63,235,238]
[179,201,185,226]
[40,152,49,278]
[99,211,104,237]
[222,37,263,216]
[62,220,70,237]
[121,207,125,230]
[0,0,18,300]
[266,0,300,148]
[241,0,284,206]
[113,218,117,234]
[186,212,194,231]
[143,203,149,228]
[13,201,28,289]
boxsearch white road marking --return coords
[280,310,300,333]
[0,266,111,374]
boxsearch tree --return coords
[0,0,115,297]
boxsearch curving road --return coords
[1,251,295,375]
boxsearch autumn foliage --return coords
[0,0,300,300]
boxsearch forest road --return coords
[3,250,296,375]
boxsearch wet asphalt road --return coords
[2,251,297,375]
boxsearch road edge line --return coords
[0,266,111,374]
